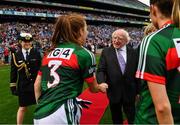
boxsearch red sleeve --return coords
[85,76,95,84]
[38,71,42,76]
[136,71,165,85]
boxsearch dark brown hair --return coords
[51,13,86,46]
[150,0,173,17]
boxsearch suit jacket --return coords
[96,45,139,104]
[10,48,41,92]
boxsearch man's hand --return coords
[98,83,108,93]
[136,94,140,102]
[10,86,18,96]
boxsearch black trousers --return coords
[109,100,135,124]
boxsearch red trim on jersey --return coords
[135,70,141,78]
[41,54,48,66]
[62,54,79,69]
[85,76,95,84]
[160,20,173,28]
[38,71,42,76]
[166,48,179,70]
[136,71,165,84]
[41,54,79,69]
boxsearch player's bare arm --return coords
[147,81,174,124]
[34,74,42,103]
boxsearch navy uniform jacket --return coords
[10,48,41,92]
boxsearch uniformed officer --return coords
[10,32,41,124]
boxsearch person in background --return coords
[143,23,157,36]
[135,0,180,124]
[4,46,9,64]
[10,32,41,125]
[0,45,3,64]
[33,13,108,124]
[96,29,139,124]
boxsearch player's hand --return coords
[10,86,18,96]
[98,83,108,93]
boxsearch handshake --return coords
[98,82,108,93]
[10,86,18,96]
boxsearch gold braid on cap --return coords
[12,53,30,78]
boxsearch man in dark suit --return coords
[10,32,41,124]
[96,29,139,124]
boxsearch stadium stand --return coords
[0,0,149,63]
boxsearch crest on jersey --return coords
[173,38,180,58]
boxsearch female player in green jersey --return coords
[135,0,180,124]
[33,13,108,124]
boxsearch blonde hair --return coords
[144,23,157,36]
[172,0,180,29]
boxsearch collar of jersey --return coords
[160,20,173,29]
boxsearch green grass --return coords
[0,65,35,124]
[0,55,112,124]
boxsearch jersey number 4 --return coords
[47,60,62,88]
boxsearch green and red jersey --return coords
[135,23,180,124]
[34,42,96,119]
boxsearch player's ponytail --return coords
[172,0,180,29]
[51,13,86,46]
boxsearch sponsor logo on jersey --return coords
[48,48,74,60]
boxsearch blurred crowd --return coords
[0,22,144,65]
[0,4,145,65]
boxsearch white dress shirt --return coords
[22,48,30,60]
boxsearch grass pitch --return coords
[0,65,35,124]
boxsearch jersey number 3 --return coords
[47,60,62,88]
